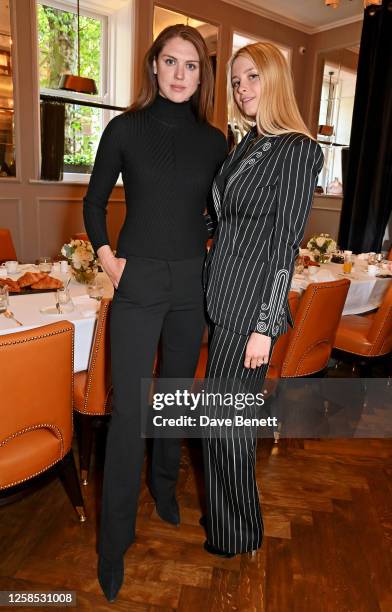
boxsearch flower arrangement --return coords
[306,233,337,264]
[61,239,97,284]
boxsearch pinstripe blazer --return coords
[203,128,324,338]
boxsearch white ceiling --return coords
[223,0,364,33]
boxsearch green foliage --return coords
[38,3,101,90]
[37,2,103,173]
[64,152,93,165]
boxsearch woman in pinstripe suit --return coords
[202,42,324,557]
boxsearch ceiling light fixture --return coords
[363,0,382,6]
[58,0,97,95]
[325,0,382,8]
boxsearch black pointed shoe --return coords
[203,540,236,559]
[97,555,124,602]
[155,496,180,527]
[199,514,207,528]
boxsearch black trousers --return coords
[99,254,205,561]
[201,324,277,554]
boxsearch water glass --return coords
[368,252,377,265]
[39,256,53,273]
[87,281,104,301]
[56,287,74,313]
[0,286,9,313]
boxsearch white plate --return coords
[40,305,74,316]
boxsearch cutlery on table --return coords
[55,301,62,314]
[3,310,23,326]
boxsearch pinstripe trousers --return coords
[201,323,277,554]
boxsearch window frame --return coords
[37,0,110,182]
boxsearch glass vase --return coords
[70,264,97,284]
[314,253,330,264]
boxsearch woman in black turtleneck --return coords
[83,25,227,602]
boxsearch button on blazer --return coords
[204,128,324,338]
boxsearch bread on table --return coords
[17,271,48,288]
[30,276,63,290]
[0,278,21,292]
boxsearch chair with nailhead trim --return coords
[0,321,86,521]
[73,298,113,485]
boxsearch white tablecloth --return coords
[1,260,390,371]
[0,266,113,373]
[291,259,392,315]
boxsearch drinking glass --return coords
[87,281,104,301]
[56,287,74,313]
[0,286,9,313]
[295,255,304,274]
[343,253,353,274]
[39,256,53,273]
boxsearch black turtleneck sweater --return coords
[83,95,228,260]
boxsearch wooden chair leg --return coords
[77,413,94,486]
[58,450,86,522]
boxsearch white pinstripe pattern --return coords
[202,325,276,554]
[204,132,324,340]
[201,131,324,555]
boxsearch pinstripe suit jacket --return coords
[203,128,324,338]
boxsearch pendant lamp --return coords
[58,0,97,95]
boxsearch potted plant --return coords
[63,152,93,174]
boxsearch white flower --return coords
[61,237,96,271]
[316,237,325,247]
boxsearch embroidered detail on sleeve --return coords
[256,268,290,335]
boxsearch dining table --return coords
[291,256,392,315]
[0,264,114,373]
[1,257,391,373]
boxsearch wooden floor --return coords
[1,426,391,611]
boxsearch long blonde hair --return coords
[228,42,314,139]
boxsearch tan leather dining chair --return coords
[333,282,392,376]
[266,279,350,447]
[73,298,112,485]
[266,291,301,381]
[280,279,351,377]
[387,247,392,262]
[0,228,17,263]
[0,322,86,521]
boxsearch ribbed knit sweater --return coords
[83,94,228,260]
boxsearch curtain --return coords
[338,0,392,253]
[40,101,65,181]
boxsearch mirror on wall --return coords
[316,46,359,195]
[153,6,218,79]
[0,0,16,177]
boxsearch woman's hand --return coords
[244,332,272,369]
[97,245,126,289]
